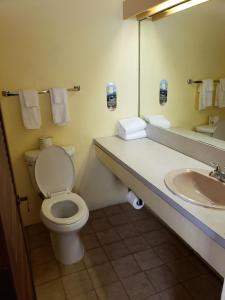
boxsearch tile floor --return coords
[26,204,223,300]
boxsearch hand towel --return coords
[215,79,225,108]
[117,129,147,140]
[19,90,41,129]
[199,79,214,110]
[50,88,70,126]
[143,115,171,129]
[118,117,146,135]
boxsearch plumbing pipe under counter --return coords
[94,136,225,299]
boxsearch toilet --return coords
[26,145,89,265]
[213,120,225,141]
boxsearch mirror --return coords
[140,0,225,148]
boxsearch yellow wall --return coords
[0,0,138,226]
[140,0,225,129]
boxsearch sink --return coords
[164,168,225,209]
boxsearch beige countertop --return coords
[94,136,225,248]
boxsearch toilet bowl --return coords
[34,145,89,265]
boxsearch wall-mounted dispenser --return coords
[106,82,117,111]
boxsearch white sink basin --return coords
[164,168,225,209]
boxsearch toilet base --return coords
[50,231,84,265]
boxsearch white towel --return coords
[118,117,146,135]
[215,79,225,108]
[199,79,214,110]
[143,115,171,129]
[50,88,70,126]
[117,129,147,140]
[19,90,41,129]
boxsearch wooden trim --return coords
[0,110,36,300]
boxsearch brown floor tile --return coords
[120,202,134,212]
[134,219,163,234]
[124,236,150,253]
[97,228,121,245]
[62,270,93,299]
[159,284,192,300]
[104,204,123,216]
[89,209,105,220]
[122,272,156,299]
[134,249,163,271]
[27,223,47,237]
[82,233,100,250]
[108,213,128,226]
[35,279,66,300]
[72,290,98,300]
[183,273,222,300]
[143,229,174,247]
[115,224,139,239]
[88,262,118,288]
[167,256,206,282]
[91,217,112,232]
[146,264,179,292]
[58,260,85,276]
[96,281,129,300]
[126,209,149,222]
[84,247,108,268]
[103,241,130,260]
[31,244,54,266]
[172,239,192,257]
[29,232,50,250]
[153,243,183,263]
[144,294,162,300]
[80,222,94,236]
[33,259,60,285]
[111,255,141,279]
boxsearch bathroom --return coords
[0,0,225,299]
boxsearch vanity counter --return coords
[94,136,225,251]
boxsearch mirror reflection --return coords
[140,0,225,146]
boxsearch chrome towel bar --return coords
[1,86,80,97]
[187,79,219,84]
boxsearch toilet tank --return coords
[24,146,75,193]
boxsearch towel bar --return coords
[187,79,219,85]
[1,86,80,97]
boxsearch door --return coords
[0,111,35,300]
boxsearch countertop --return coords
[94,136,225,249]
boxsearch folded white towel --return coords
[118,117,146,136]
[215,79,225,108]
[143,115,171,129]
[50,88,70,126]
[19,90,41,129]
[199,79,214,110]
[117,129,147,140]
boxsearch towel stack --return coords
[117,117,147,140]
[215,79,225,108]
[143,115,171,129]
[19,87,70,129]
[19,90,41,129]
[199,79,214,110]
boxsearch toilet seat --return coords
[35,146,75,198]
[41,193,88,225]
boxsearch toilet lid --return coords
[35,146,75,197]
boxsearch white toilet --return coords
[25,145,89,265]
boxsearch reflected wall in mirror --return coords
[140,0,225,144]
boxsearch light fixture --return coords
[137,0,209,21]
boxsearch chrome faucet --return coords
[209,163,225,183]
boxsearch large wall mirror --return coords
[140,0,225,149]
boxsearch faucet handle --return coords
[210,162,221,172]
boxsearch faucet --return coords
[209,162,225,183]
